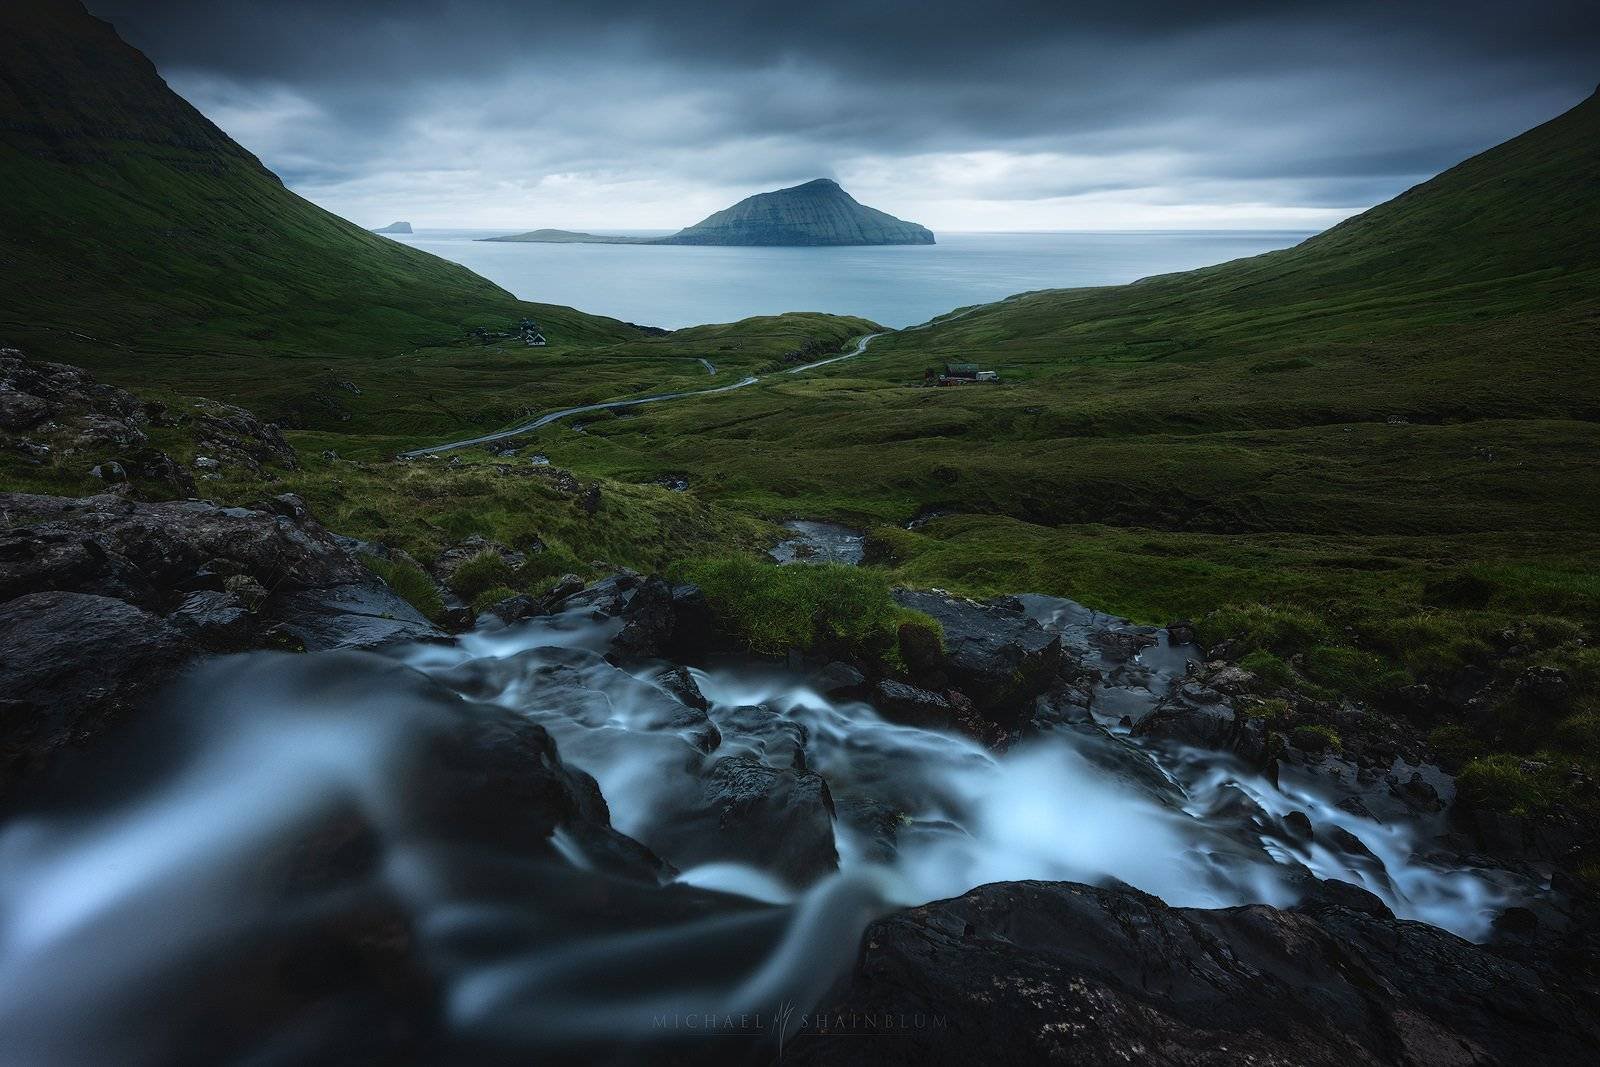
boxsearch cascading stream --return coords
[0,595,1513,1063]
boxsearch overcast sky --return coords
[91,0,1597,232]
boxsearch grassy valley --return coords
[3,2,1598,826]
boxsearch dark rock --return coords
[1167,618,1197,646]
[1134,685,1269,766]
[714,704,808,769]
[190,398,298,472]
[486,592,542,623]
[874,679,954,729]
[671,756,838,887]
[581,485,602,515]
[1330,825,1378,860]
[1033,683,1093,725]
[665,582,720,659]
[271,583,436,652]
[1492,906,1540,940]
[124,448,197,497]
[0,491,443,794]
[892,589,1065,721]
[795,879,1599,1066]
[1392,771,1443,812]
[809,661,867,700]
[1090,628,1156,662]
[436,591,475,632]
[0,591,188,792]
[1282,809,1313,840]
[0,351,150,457]
[171,589,251,647]
[547,573,586,602]
[1304,877,1394,918]
[655,665,710,711]
[610,576,675,659]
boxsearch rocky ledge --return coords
[794,878,1600,1065]
[0,490,437,795]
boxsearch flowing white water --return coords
[394,608,1508,934]
[0,602,1511,1062]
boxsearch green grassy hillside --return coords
[0,0,641,357]
[514,89,1600,808]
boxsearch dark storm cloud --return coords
[84,0,1600,228]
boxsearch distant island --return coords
[481,228,652,245]
[480,179,935,247]
[371,221,412,234]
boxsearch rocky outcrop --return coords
[1134,677,1271,766]
[1,348,196,495]
[189,398,298,473]
[657,179,934,246]
[795,879,1600,1065]
[0,490,438,794]
[893,589,1066,728]
[1,349,295,492]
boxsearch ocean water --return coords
[384,229,1315,329]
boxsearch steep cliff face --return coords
[658,179,934,246]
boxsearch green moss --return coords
[361,556,445,623]
[1289,724,1343,754]
[1456,754,1554,816]
[1428,724,1485,765]
[683,556,940,666]
[470,584,521,612]
[1243,698,1292,722]
[1303,645,1408,703]
[448,550,516,601]
[1240,649,1297,690]
[1199,605,1333,658]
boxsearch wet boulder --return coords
[669,755,839,888]
[794,879,1599,1066]
[170,589,252,648]
[654,665,710,712]
[892,589,1065,723]
[713,703,807,769]
[809,660,867,701]
[0,492,442,793]
[874,679,955,729]
[609,575,675,660]
[0,591,189,792]
[1133,681,1269,766]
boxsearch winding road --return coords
[398,302,996,458]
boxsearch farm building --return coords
[518,318,548,346]
[925,362,1000,385]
